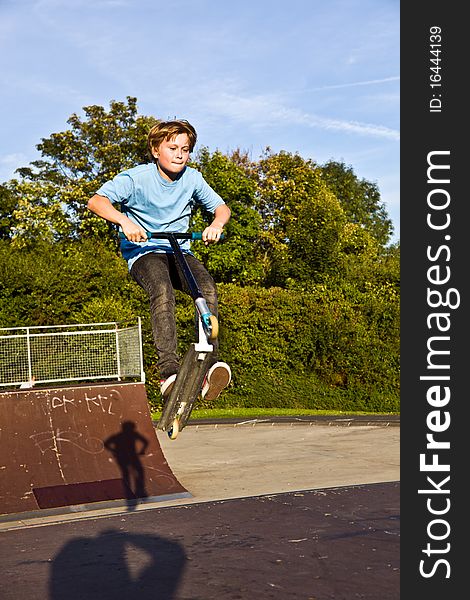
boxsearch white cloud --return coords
[312,76,400,91]
[0,153,30,182]
[203,90,400,141]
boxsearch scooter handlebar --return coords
[147,231,225,241]
[118,231,224,241]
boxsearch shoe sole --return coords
[203,366,231,401]
[162,383,174,399]
[161,376,177,399]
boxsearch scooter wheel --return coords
[168,418,180,440]
[209,315,219,340]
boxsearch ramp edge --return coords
[0,491,193,531]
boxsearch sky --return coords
[0,0,400,242]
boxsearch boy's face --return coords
[152,133,191,180]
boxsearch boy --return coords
[87,119,231,402]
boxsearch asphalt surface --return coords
[0,416,400,599]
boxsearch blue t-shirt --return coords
[96,163,225,271]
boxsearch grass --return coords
[151,407,399,421]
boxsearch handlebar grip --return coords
[117,231,156,240]
[191,232,225,240]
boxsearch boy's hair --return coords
[147,119,197,161]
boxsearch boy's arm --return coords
[87,194,147,242]
[202,203,231,244]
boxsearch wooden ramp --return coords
[0,382,190,520]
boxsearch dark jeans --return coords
[130,252,219,379]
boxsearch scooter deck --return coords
[157,343,213,433]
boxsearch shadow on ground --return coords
[49,528,186,599]
[1,482,399,600]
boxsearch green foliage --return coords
[251,149,347,285]
[321,159,394,245]
[0,238,399,414]
[209,284,399,413]
[8,97,157,247]
[0,97,400,414]
[0,183,20,240]
[190,148,265,284]
[0,238,136,326]
[2,98,395,287]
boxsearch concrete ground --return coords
[157,418,400,506]
[0,417,400,599]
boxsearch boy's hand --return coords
[121,220,148,243]
[202,224,224,245]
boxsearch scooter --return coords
[142,232,221,439]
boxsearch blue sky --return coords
[0,0,400,242]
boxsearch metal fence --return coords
[0,320,145,388]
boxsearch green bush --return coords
[0,240,399,414]
[207,284,399,412]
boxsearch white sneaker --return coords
[160,373,177,399]
[201,362,231,401]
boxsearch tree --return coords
[320,160,393,245]
[190,148,264,285]
[8,97,157,247]
[252,149,347,286]
[3,96,396,292]
[0,183,20,240]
